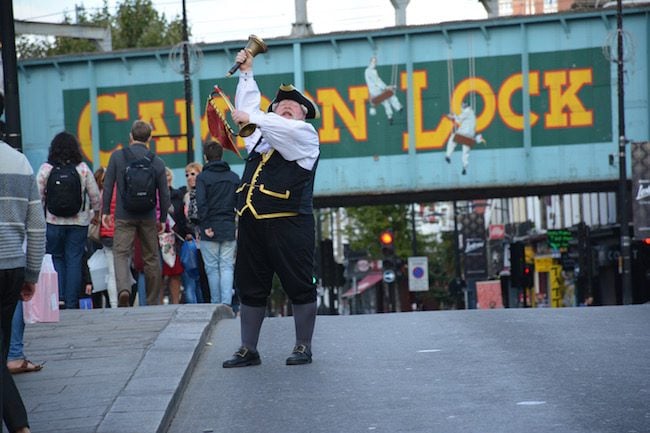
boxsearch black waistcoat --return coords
[236,149,318,219]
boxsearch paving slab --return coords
[8,303,233,433]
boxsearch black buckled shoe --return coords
[222,347,261,368]
[286,344,312,365]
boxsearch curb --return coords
[95,304,234,433]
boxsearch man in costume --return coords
[222,48,320,368]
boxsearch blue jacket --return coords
[195,160,240,242]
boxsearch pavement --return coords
[8,304,234,433]
[8,304,650,433]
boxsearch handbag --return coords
[88,220,101,243]
[180,239,200,279]
[23,254,60,324]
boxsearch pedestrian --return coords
[161,167,183,304]
[222,48,320,368]
[36,132,101,309]
[94,167,118,307]
[0,138,46,433]
[444,100,485,175]
[183,162,209,303]
[101,120,170,306]
[7,303,45,375]
[196,140,240,306]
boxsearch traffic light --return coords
[379,230,395,256]
[523,263,534,288]
[379,229,395,271]
[510,242,525,287]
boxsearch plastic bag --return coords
[180,240,199,279]
[23,254,60,324]
[158,232,177,267]
[87,248,109,293]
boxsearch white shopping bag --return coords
[87,248,109,293]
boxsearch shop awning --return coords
[341,272,383,298]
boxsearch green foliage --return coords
[344,204,457,309]
[17,0,188,59]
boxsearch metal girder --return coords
[14,20,112,51]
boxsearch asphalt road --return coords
[167,305,650,433]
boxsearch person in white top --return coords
[36,132,100,309]
[222,48,320,368]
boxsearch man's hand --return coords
[101,214,114,230]
[157,221,166,234]
[236,49,253,72]
[21,282,36,302]
[232,110,250,125]
[204,227,214,238]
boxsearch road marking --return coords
[417,349,442,353]
[516,401,547,406]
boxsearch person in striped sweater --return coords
[0,140,46,433]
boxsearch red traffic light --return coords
[379,230,394,246]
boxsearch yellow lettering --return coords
[544,68,593,128]
[452,77,497,132]
[498,72,540,130]
[317,86,368,143]
[139,101,177,154]
[77,92,129,167]
[410,70,454,151]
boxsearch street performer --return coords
[222,48,321,368]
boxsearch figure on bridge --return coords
[223,48,321,368]
[444,101,486,175]
[365,56,403,124]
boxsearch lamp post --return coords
[616,0,632,304]
[1,0,22,150]
[182,0,194,165]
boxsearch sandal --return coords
[7,359,44,374]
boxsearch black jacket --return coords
[195,160,240,242]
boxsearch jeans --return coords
[201,240,235,305]
[8,301,24,361]
[181,272,201,304]
[46,223,88,309]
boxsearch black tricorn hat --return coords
[267,84,320,119]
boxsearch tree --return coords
[17,0,188,59]
[343,204,456,309]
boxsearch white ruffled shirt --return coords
[235,71,320,171]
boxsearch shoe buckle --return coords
[237,347,249,358]
[294,344,307,354]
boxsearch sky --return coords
[13,0,488,44]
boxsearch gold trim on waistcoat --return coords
[237,149,299,220]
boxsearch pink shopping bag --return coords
[23,254,60,323]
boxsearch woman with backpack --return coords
[37,132,101,309]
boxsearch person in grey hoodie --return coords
[0,139,46,433]
[195,141,240,306]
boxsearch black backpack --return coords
[122,148,157,213]
[46,163,83,217]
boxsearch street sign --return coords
[383,270,396,283]
[408,256,429,292]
